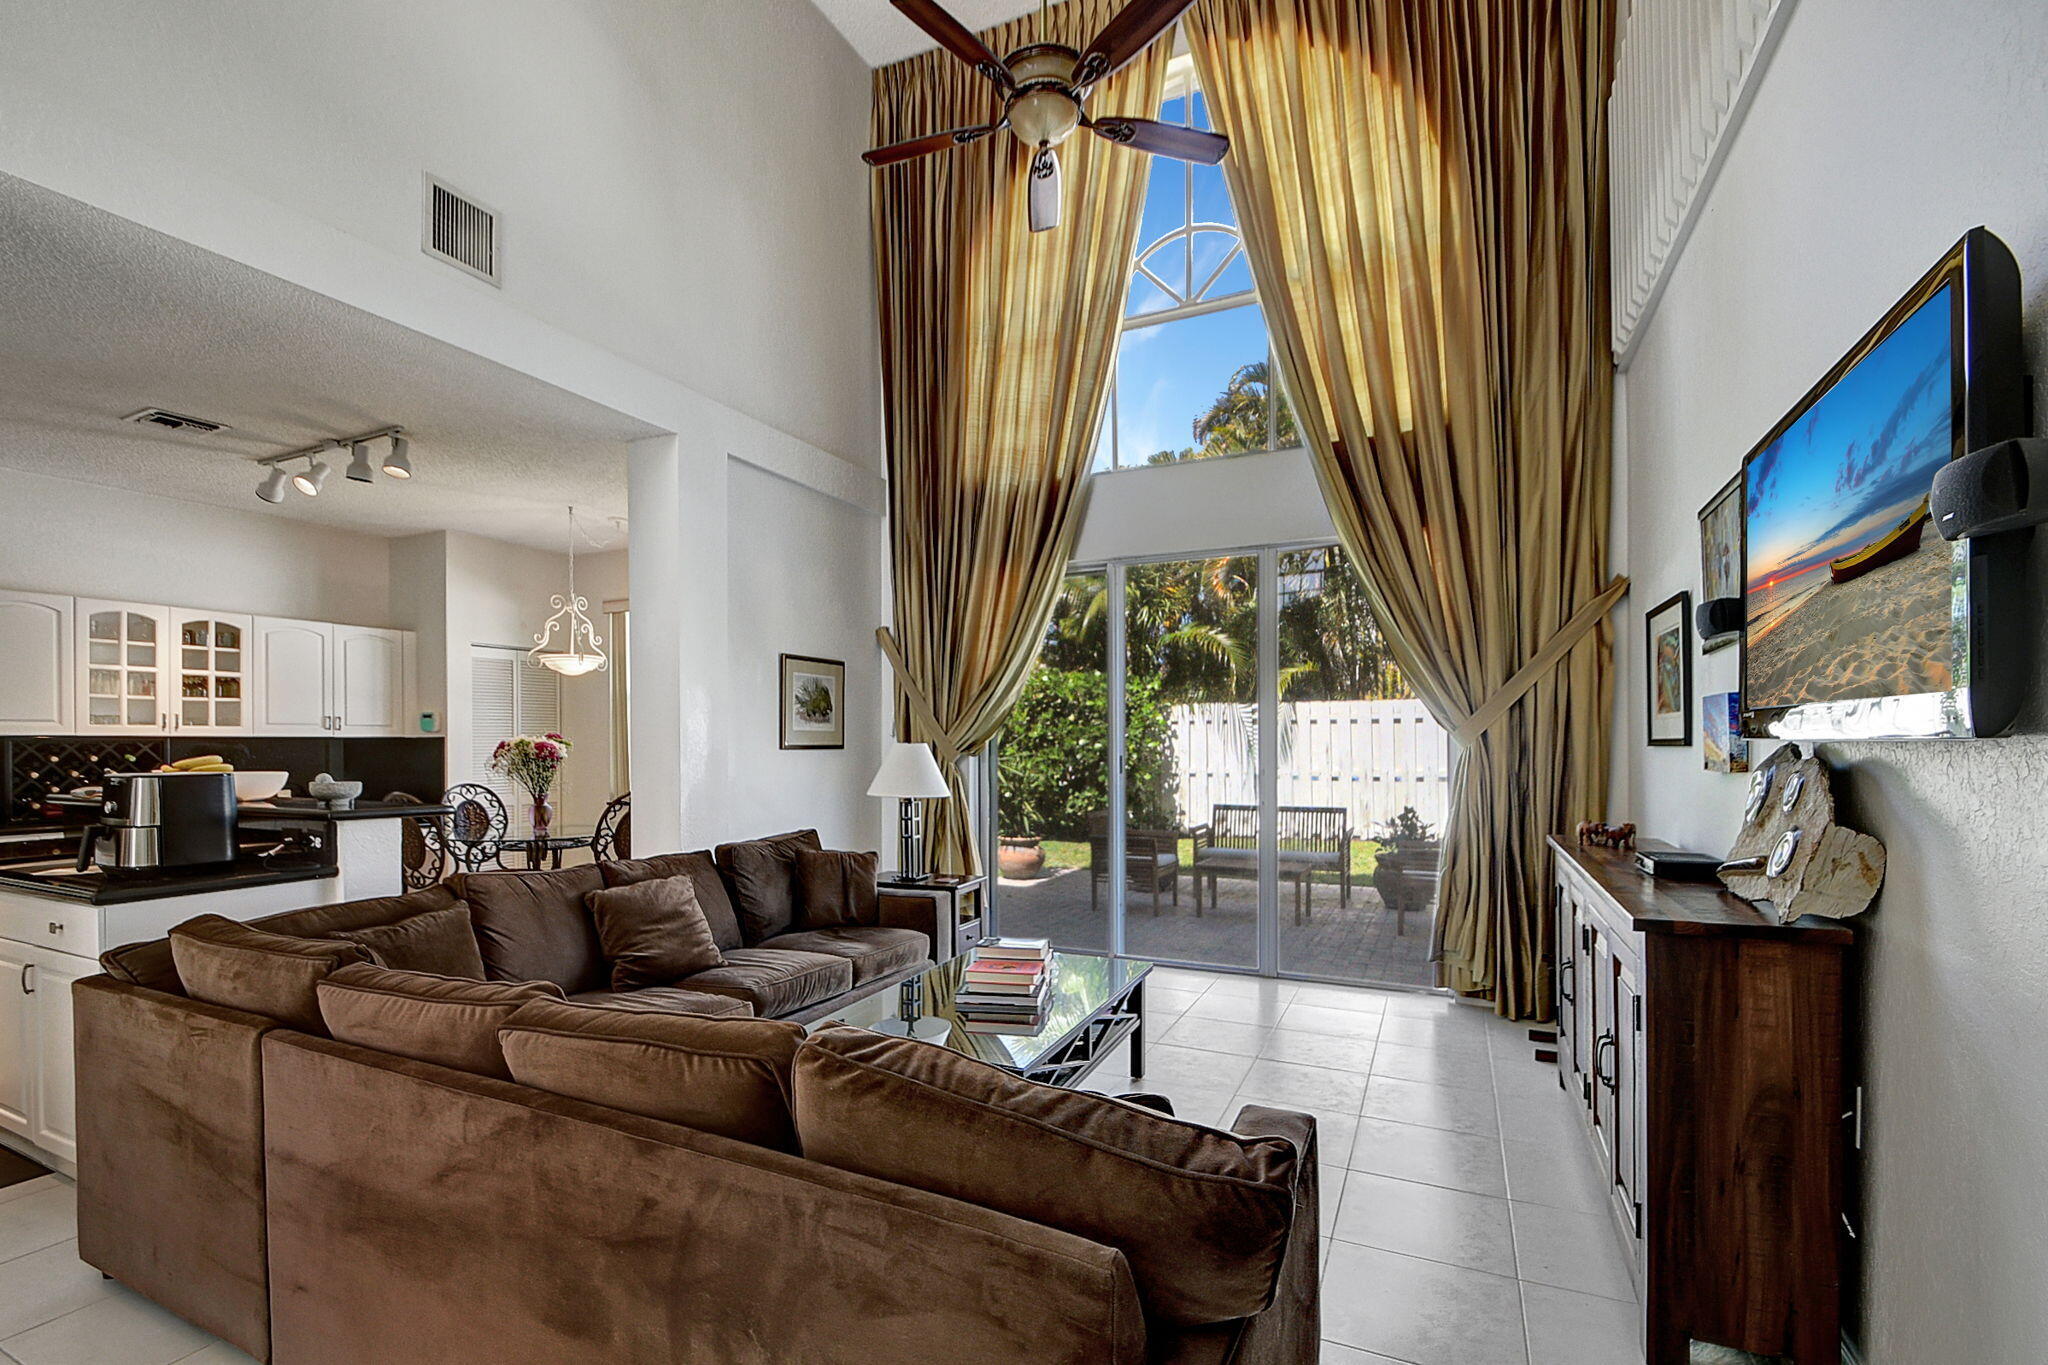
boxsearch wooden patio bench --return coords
[1190,804,1353,923]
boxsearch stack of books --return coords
[954,938,1054,1034]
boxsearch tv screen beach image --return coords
[1746,287,1958,708]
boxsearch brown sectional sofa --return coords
[73,836,1320,1363]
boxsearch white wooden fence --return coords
[1167,700,1453,839]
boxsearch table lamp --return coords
[868,741,950,882]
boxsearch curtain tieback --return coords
[1449,575,1630,749]
[874,627,965,766]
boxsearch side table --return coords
[876,873,986,962]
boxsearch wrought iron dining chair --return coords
[591,792,631,862]
[381,791,449,890]
[440,783,510,873]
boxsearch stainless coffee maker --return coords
[75,771,238,874]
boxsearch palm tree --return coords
[1192,360,1299,457]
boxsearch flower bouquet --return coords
[490,732,572,836]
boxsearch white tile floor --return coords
[0,968,1642,1364]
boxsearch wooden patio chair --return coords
[1086,811,1183,916]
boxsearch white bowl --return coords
[232,771,290,802]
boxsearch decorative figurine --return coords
[1577,821,1637,850]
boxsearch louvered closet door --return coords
[469,646,563,815]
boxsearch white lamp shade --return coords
[867,742,950,798]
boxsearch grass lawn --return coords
[1029,837,1385,882]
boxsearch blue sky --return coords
[1745,286,1953,587]
[1097,92,1272,468]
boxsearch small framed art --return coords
[1703,692,1750,772]
[1697,474,1744,652]
[1646,591,1693,747]
[779,654,846,750]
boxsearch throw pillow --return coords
[598,851,744,951]
[793,849,879,929]
[791,1024,1301,1326]
[584,876,725,991]
[713,829,821,943]
[168,915,374,1034]
[328,902,487,979]
[453,864,608,993]
[316,964,564,1079]
[499,998,804,1150]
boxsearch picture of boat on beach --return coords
[1745,286,1957,709]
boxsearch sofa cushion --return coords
[565,985,753,1017]
[793,848,879,929]
[100,884,463,996]
[792,1023,1301,1326]
[316,964,562,1079]
[758,926,928,986]
[599,851,743,951]
[676,947,851,1017]
[499,998,805,1150]
[585,876,725,990]
[168,916,374,1034]
[455,865,607,994]
[327,903,487,979]
[713,829,821,943]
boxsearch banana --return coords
[171,756,225,771]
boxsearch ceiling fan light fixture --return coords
[1009,86,1081,149]
[383,434,412,479]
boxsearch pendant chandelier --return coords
[530,505,608,676]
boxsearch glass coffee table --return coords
[820,950,1152,1088]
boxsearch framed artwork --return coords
[1697,474,1744,652]
[1645,591,1694,746]
[1703,691,1750,773]
[778,654,846,750]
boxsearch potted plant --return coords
[997,835,1046,879]
[1376,806,1438,854]
[490,732,572,837]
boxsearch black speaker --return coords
[1930,437,2048,540]
[1696,596,1743,640]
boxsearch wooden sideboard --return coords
[1549,837,1853,1365]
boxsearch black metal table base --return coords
[1016,980,1145,1088]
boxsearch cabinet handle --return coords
[47,921,61,935]
[20,963,33,995]
[1593,1031,1618,1093]
[1558,957,1575,1005]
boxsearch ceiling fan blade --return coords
[1029,146,1062,233]
[863,123,1002,167]
[1089,116,1229,165]
[891,0,1013,90]
[1074,0,1201,87]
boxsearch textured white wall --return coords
[1614,1,2048,1358]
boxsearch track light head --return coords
[382,434,412,479]
[346,440,377,483]
[255,465,289,504]
[293,458,331,496]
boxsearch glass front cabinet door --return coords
[172,612,253,734]
[75,600,173,733]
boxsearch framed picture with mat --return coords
[1646,591,1694,746]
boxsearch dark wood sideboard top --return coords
[1548,836,1855,945]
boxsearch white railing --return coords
[1609,0,1796,364]
[1168,700,1452,839]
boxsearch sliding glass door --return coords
[993,545,1450,987]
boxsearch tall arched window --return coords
[1093,53,1296,470]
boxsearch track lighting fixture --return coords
[346,440,377,483]
[252,427,412,503]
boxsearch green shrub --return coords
[998,667,1178,840]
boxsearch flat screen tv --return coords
[1740,228,2028,740]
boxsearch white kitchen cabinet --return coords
[0,591,72,735]
[252,617,333,734]
[0,939,30,1133]
[170,610,253,736]
[75,599,174,734]
[26,945,87,1164]
[332,625,408,736]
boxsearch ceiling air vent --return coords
[422,176,501,285]
[123,408,230,434]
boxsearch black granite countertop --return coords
[236,799,451,823]
[0,851,338,905]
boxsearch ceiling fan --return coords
[863,0,1229,233]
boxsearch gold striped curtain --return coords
[872,3,1167,875]
[1187,0,1618,1017]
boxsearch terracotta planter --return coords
[997,836,1046,879]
